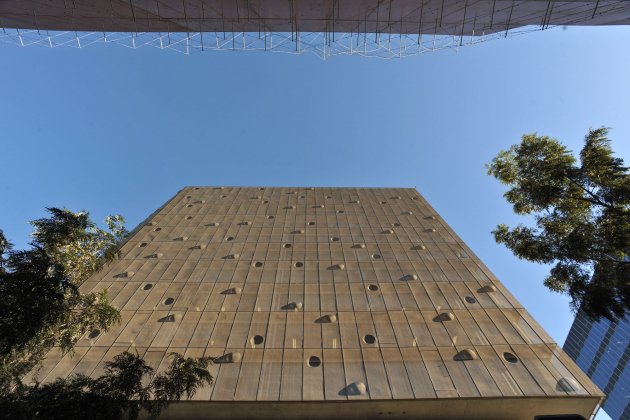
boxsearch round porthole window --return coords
[143,283,153,291]
[330,237,340,242]
[337,210,345,214]
[186,216,193,220]
[252,335,264,345]
[263,200,269,204]
[88,329,100,339]
[308,221,316,226]
[164,297,174,305]
[267,215,275,219]
[139,242,148,247]
[372,254,382,259]
[226,236,234,241]
[307,356,321,367]
[283,244,292,249]
[503,352,518,364]
[294,262,304,268]
[465,296,477,304]
[363,334,377,344]
[254,262,264,268]
[186,204,193,208]
[368,284,379,291]
[154,227,162,232]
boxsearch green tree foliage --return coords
[0,208,126,388]
[487,128,630,321]
[2,351,214,420]
[1,208,214,418]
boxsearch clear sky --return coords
[1,25,629,419]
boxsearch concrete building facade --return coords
[31,187,603,419]
[564,311,630,419]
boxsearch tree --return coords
[487,127,630,321]
[0,208,214,418]
[2,351,213,420]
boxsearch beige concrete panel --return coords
[371,312,397,347]
[234,349,264,400]
[474,346,523,397]
[530,344,588,396]
[399,347,437,398]
[303,312,323,349]
[285,311,304,349]
[545,344,602,396]
[76,309,134,347]
[111,281,142,309]
[362,347,392,399]
[172,283,202,310]
[227,311,254,349]
[280,349,303,401]
[151,310,186,348]
[170,310,202,347]
[190,283,214,312]
[491,345,545,396]
[189,311,219,348]
[211,349,243,401]
[485,309,526,344]
[254,283,274,312]
[42,347,89,383]
[403,311,434,348]
[421,350,457,393]
[257,349,283,401]
[267,312,287,349]
[90,345,132,378]
[209,311,237,349]
[518,309,555,344]
[452,310,489,346]
[424,283,449,311]
[342,348,369,400]
[323,349,347,401]
[303,348,325,400]
[115,311,152,345]
[320,283,337,313]
[421,311,454,347]
[388,311,415,348]
[338,312,360,349]
[349,283,370,311]
[334,282,354,311]
[436,282,466,309]
[393,283,418,310]
[469,309,507,345]
[437,347,480,397]
[70,346,109,377]
[271,283,290,311]
[501,309,544,345]
[509,344,566,396]
[441,318,472,347]
[381,348,414,399]
[407,283,434,310]
[380,283,403,310]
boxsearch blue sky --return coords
[1,25,629,418]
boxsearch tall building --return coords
[2,1,630,57]
[30,187,603,419]
[564,311,630,419]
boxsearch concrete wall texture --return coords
[30,187,604,419]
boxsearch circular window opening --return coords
[154,227,162,232]
[294,262,304,268]
[88,329,100,339]
[267,215,275,219]
[283,244,292,249]
[503,352,519,364]
[186,216,193,220]
[259,187,265,190]
[254,262,264,268]
[372,254,382,259]
[164,297,174,305]
[300,195,306,199]
[143,283,153,291]
[326,195,332,199]
[331,237,340,242]
[363,334,377,344]
[308,222,316,226]
[139,242,148,247]
[307,356,321,368]
[465,296,477,304]
[368,284,379,291]
[263,200,269,204]
[252,335,264,345]
[381,201,387,204]
[337,210,345,214]
[226,236,234,241]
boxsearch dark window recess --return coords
[294,262,304,268]
[164,297,175,305]
[254,262,264,268]
[363,334,377,344]
[503,352,519,363]
[143,284,153,291]
[368,284,379,291]
[252,335,264,345]
[307,356,321,367]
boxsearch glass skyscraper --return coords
[564,311,630,419]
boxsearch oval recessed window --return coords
[283,243,292,249]
[259,187,265,190]
[164,297,174,305]
[154,227,162,232]
[307,356,321,368]
[330,237,340,242]
[267,215,275,219]
[186,216,193,220]
[254,262,264,268]
[381,201,387,204]
[503,352,518,364]
[300,195,306,199]
[337,210,345,214]
[465,296,477,304]
[139,242,148,247]
[263,200,269,204]
[368,284,379,291]
[186,204,193,208]
[226,236,234,241]
[308,221,316,226]
[326,195,332,199]
[363,334,377,344]
[88,329,100,339]
[372,254,382,259]
[252,335,264,345]
[294,262,304,268]
[143,283,153,291]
